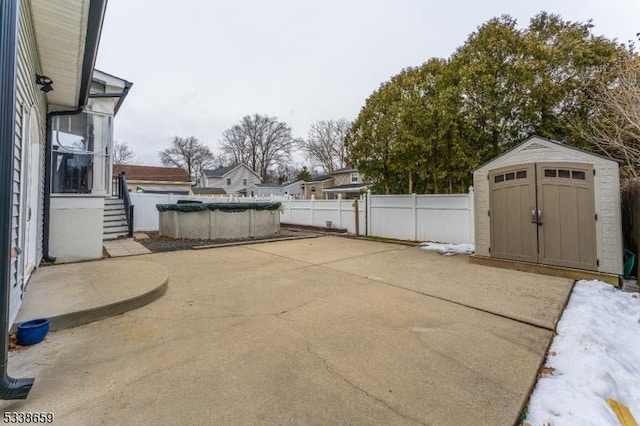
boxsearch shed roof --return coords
[113,164,191,182]
[475,135,622,173]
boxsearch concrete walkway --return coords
[13,259,168,332]
[103,238,151,257]
[4,237,573,425]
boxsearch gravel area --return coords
[138,229,317,253]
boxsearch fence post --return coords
[468,186,475,245]
[310,194,315,226]
[366,190,372,236]
[412,193,417,241]
[354,198,360,237]
[337,194,342,229]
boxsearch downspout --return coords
[0,0,35,399]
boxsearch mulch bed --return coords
[138,229,318,253]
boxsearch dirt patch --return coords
[8,333,25,352]
[138,229,317,253]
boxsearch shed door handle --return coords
[531,209,543,224]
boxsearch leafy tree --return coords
[112,141,138,165]
[158,136,214,183]
[220,114,298,181]
[347,12,629,194]
[301,119,350,172]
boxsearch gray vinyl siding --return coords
[205,165,262,195]
[10,1,47,326]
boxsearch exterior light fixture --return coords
[35,74,53,93]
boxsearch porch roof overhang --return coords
[31,0,108,108]
[322,184,368,193]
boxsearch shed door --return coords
[537,163,597,270]
[489,164,537,263]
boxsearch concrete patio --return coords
[3,236,574,425]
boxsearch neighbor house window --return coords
[311,185,316,193]
[51,112,111,194]
[226,178,231,186]
[350,172,359,183]
[242,178,247,186]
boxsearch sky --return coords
[95,0,639,167]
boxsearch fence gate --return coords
[489,162,597,271]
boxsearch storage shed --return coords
[473,136,623,275]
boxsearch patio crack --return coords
[305,345,427,426]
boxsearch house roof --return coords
[203,163,262,179]
[192,187,227,195]
[113,164,191,183]
[91,69,133,115]
[255,180,303,188]
[330,167,358,174]
[304,174,333,183]
[136,185,190,195]
[323,183,368,193]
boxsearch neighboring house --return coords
[1,0,130,327]
[200,163,262,196]
[113,165,192,195]
[300,175,334,199]
[248,180,304,198]
[192,187,227,196]
[324,167,368,199]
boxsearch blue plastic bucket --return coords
[17,318,50,346]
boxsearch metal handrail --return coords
[117,172,134,237]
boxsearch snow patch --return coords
[526,280,640,426]
[419,242,475,256]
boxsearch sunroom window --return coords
[51,112,112,194]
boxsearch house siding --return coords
[204,165,261,195]
[473,137,623,275]
[301,179,334,199]
[11,1,47,326]
[332,171,359,185]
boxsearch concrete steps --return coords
[103,198,129,240]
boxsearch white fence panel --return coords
[367,190,474,244]
[280,197,364,234]
[368,195,415,240]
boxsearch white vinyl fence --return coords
[280,198,365,234]
[129,188,475,244]
[367,189,474,244]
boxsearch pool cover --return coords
[156,202,282,213]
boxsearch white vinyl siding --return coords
[11,1,48,327]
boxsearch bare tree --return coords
[158,136,215,183]
[301,119,351,172]
[112,141,138,165]
[576,55,640,178]
[220,114,299,181]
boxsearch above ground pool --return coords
[156,202,282,239]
